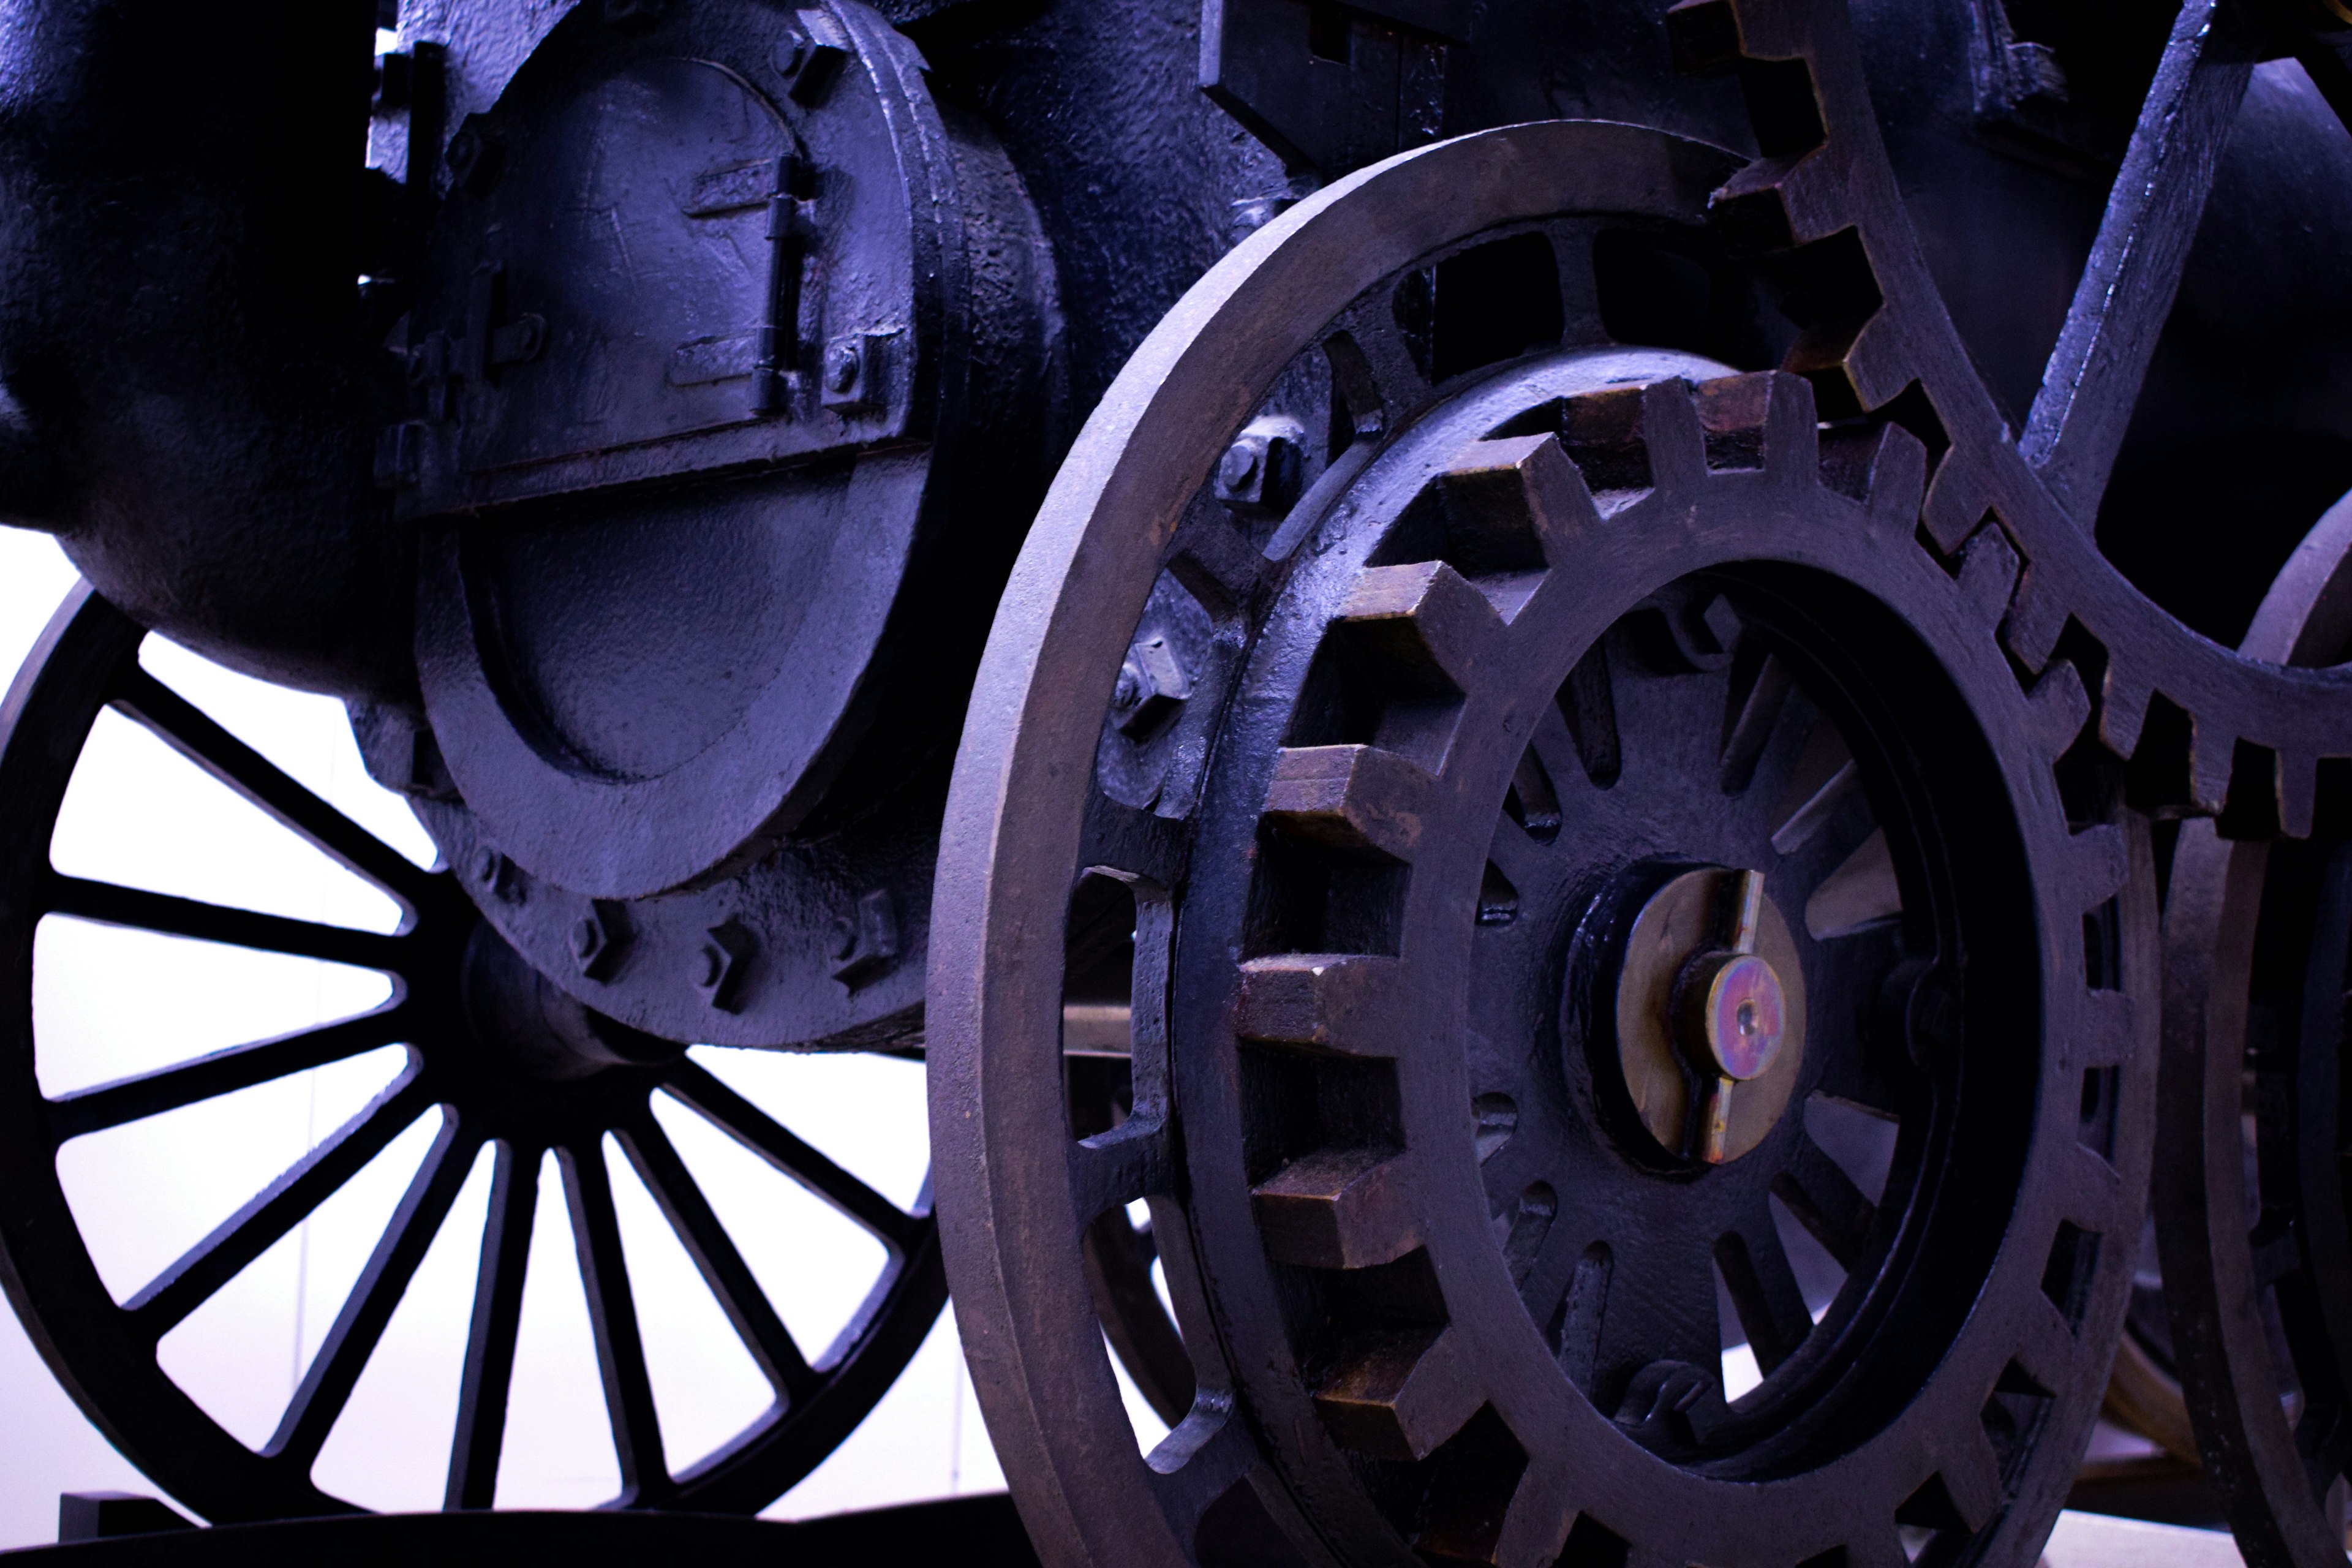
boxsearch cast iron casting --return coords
[1,0,2351,1554]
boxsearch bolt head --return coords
[775,28,811,76]
[1689,952,1786,1081]
[694,944,725,989]
[444,125,502,197]
[472,846,500,884]
[1212,420,1305,516]
[570,918,600,959]
[827,345,861,393]
[1218,442,1260,492]
[826,916,858,961]
[1111,635,1191,739]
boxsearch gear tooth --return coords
[1692,370,1817,480]
[1839,1531,1910,1568]
[1335,560,1507,691]
[1264,744,1433,862]
[1922,453,1991,556]
[1253,1145,1420,1268]
[2188,720,2234,817]
[1857,420,1926,530]
[1930,1431,2003,1534]
[1234,953,1407,1057]
[2000,558,2068,674]
[1711,148,1848,251]
[2277,747,2318,840]
[2098,668,2152,758]
[1434,434,1594,597]
[2024,660,2091,760]
[1313,1325,1480,1461]
[1954,525,2021,626]
[2073,989,2135,1074]
[2060,1140,2126,1223]
[2069,823,2130,911]
[1785,309,1905,420]
[1486,1477,1578,1568]
[1634,377,1709,492]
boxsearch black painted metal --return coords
[10,1493,1041,1566]
[0,587,945,1523]
[5,0,2352,1551]
[2154,497,2352,1568]
[929,117,2158,1567]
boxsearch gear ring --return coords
[1164,361,2149,1566]
[1672,0,2352,832]
[930,118,2156,1568]
[2156,492,2352,1568]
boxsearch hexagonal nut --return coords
[1110,634,1193,740]
[821,333,888,414]
[569,904,626,981]
[778,9,851,104]
[829,889,900,987]
[694,919,756,1012]
[1213,417,1307,517]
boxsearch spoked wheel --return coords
[2157,494,2352,1568]
[0,586,944,1523]
[932,118,2155,1568]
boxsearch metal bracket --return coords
[1200,0,1468,181]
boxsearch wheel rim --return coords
[0,585,944,1522]
[929,118,2157,1568]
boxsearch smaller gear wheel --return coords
[2156,490,2352,1568]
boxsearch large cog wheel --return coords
[930,118,2156,1568]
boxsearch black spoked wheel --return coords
[0,585,944,1523]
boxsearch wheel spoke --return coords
[47,1007,410,1143]
[663,1061,921,1250]
[559,1141,669,1503]
[44,874,411,974]
[1323,313,1430,440]
[1714,1212,1812,1376]
[2018,0,2260,522]
[271,1116,478,1464]
[1771,761,1871,870]
[1553,640,1622,790]
[1084,1208,1194,1427]
[1596,1231,1723,1390]
[110,666,437,911]
[127,1074,433,1338]
[1717,650,1794,796]
[615,1110,817,1402]
[1772,1130,1879,1271]
[447,1142,538,1510]
[1079,791,1190,892]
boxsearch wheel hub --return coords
[453,921,683,1088]
[1599,863,1806,1167]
